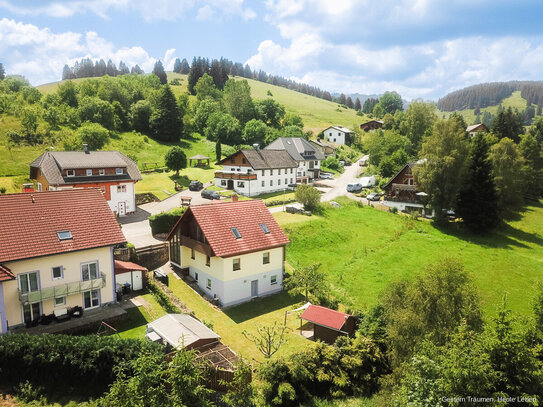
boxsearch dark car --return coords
[189,181,203,191]
[366,192,380,201]
[201,189,221,200]
[346,183,363,193]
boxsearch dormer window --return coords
[99,169,105,176]
[86,169,92,176]
[260,223,270,234]
[66,170,75,177]
[231,227,242,239]
[116,168,123,175]
[57,230,72,241]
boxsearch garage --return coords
[114,260,147,291]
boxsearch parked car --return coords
[346,183,363,193]
[366,192,380,201]
[189,181,203,191]
[201,189,221,200]
[320,172,334,180]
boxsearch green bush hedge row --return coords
[147,278,182,314]
[148,207,186,235]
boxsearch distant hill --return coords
[438,81,543,111]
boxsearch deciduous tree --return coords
[284,262,325,302]
[242,322,287,359]
[165,146,187,176]
[223,79,254,125]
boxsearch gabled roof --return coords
[300,305,352,331]
[323,126,354,133]
[0,189,126,263]
[189,154,210,160]
[0,264,15,282]
[310,139,338,150]
[218,149,296,170]
[466,123,488,133]
[382,161,417,189]
[360,120,384,126]
[30,151,142,185]
[167,200,289,257]
[114,260,147,274]
[264,137,325,161]
[147,314,220,349]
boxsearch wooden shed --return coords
[300,305,356,344]
[114,260,147,291]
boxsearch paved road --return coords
[320,159,362,202]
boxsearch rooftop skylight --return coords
[231,227,242,239]
[57,230,73,241]
[259,223,270,234]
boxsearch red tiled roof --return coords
[114,260,147,274]
[300,305,352,331]
[0,264,15,282]
[0,189,126,263]
[168,200,289,257]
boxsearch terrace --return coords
[214,171,257,180]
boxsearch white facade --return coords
[108,182,136,216]
[296,159,321,179]
[323,126,353,145]
[215,166,297,197]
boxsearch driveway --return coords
[320,160,362,202]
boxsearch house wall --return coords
[2,246,115,330]
[215,167,296,197]
[180,246,284,306]
[0,283,6,334]
[297,160,321,180]
[324,128,346,145]
[109,182,136,214]
[314,324,343,344]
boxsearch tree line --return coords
[62,58,145,80]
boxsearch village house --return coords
[360,120,383,132]
[167,200,289,307]
[29,146,142,216]
[214,148,297,196]
[264,137,324,183]
[321,126,354,145]
[466,123,488,136]
[0,189,126,333]
[310,139,338,157]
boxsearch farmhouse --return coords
[360,120,383,132]
[215,148,297,197]
[265,137,324,182]
[29,146,142,216]
[167,200,289,307]
[466,123,488,136]
[321,126,354,145]
[310,139,338,157]
[300,305,356,344]
[0,189,126,333]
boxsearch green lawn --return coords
[283,197,543,319]
[116,292,168,339]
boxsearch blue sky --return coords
[1,0,543,100]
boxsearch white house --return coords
[29,146,142,216]
[264,137,325,182]
[322,126,354,145]
[167,200,290,307]
[215,148,297,197]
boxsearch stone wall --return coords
[135,243,169,270]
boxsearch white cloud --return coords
[0,18,175,85]
[196,5,215,20]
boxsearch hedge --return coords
[0,334,162,395]
[149,207,186,235]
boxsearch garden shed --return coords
[300,305,356,344]
[114,260,147,291]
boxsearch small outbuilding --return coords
[114,260,147,291]
[188,154,211,167]
[360,120,383,132]
[466,123,488,136]
[300,305,356,344]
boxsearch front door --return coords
[118,202,126,216]
[132,271,143,290]
[251,280,258,297]
[227,180,234,190]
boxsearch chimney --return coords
[31,194,35,203]
[83,144,89,154]
[253,143,262,157]
[231,194,239,202]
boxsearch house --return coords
[300,305,356,344]
[114,260,147,291]
[310,139,338,157]
[215,148,297,196]
[29,146,142,216]
[360,120,383,132]
[466,123,488,136]
[321,126,354,145]
[167,200,290,307]
[264,137,325,182]
[146,314,220,351]
[0,189,126,333]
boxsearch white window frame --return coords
[54,296,66,307]
[221,180,227,186]
[66,169,75,177]
[19,271,40,294]
[52,266,63,280]
[86,169,92,176]
[117,185,127,193]
[233,258,241,271]
[271,275,277,285]
[116,168,123,175]
[99,169,105,176]
[81,261,99,281]
[83,289,100,309]
[263,252,270,264]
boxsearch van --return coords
[360,176,376,188]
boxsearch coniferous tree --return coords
[118,61,129,75]
[338,93,347,105]
[173,58,182,73]
[106,59,117,76]
[150,85,182,142]
[0,62,4,80]
[131,65,144,75]
[62,64,74,80]
[491,107,523,143]
[152,60,167,85]
[354,97,361,111]
[180,58,190,74]
[95,59,107,76]
[346,96,354,109]
[215,140,222,162]
[457,135,500,232]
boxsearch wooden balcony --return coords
[392,183,417,191]
[180,235,214,257]
[214,172,257,180]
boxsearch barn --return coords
[300,305,356,344]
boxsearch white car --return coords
[320,172,334,179]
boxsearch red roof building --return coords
[167,200,290,307]
[300,305,356,344]
[114,260,147,291]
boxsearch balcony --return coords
[391,183,417,191]
[180,235,214,257]
[214,171,257,180]
[18,272,106,304]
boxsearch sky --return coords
[1,0,543,100]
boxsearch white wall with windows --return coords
[215,166,296,197]
[109,182,135,216]
[324,128,351,145]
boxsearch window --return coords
[290,168,293,174]
[242,158,246,164]
[271,275,277,285]
[290,178,293,184]
[57,230,72,241]
[207,279,211,289]
[278,179,281,185]
[278,169,281,175]
[409,178,414,186]
[83,289,100,309]
[261,181,265,187]
[86,169,92,176]
[22,302,41,324]
[233,258,241,271]
[285,178,288,184]
[19,271,39,294]
[117,185,127,193]
[231,227,242,239]
[81,261,99,281]
[270,170,273,176]
[116,168,123,175]
[54,296,66,307]
[270,180,273,186]
[52,266,63,280]
[260,223,270,234]
[100,186,106,194]
[206,256,210,267]
[263,252,270,264]
[221,180,226,186]
[195,272,199,281]
[237,181,245,188]
[191,248,195,260]
[230,157,235,163]
[99,169,105,176]
[66,169,75,177]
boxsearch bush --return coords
[78,122,110,150]
[147,278,182,314]
[149,207,185,235]
[321,156,341,172]
[389,206,398,214]
[295,184,321,211]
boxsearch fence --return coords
[135,243,169,270]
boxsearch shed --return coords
[146,314,221,350]
[300,305,356,344]
[189,154,211,167]
[114,260,147,291]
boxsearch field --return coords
[283,197,543,318]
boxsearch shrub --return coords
[389,206,398,214]
[295,184,321,211]
[149,207,186,235]
[147,278,182,314]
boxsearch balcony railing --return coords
[18,272,106,304]
[214,172,257,180]
[391,183,417,191]
[180,236,214,257]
